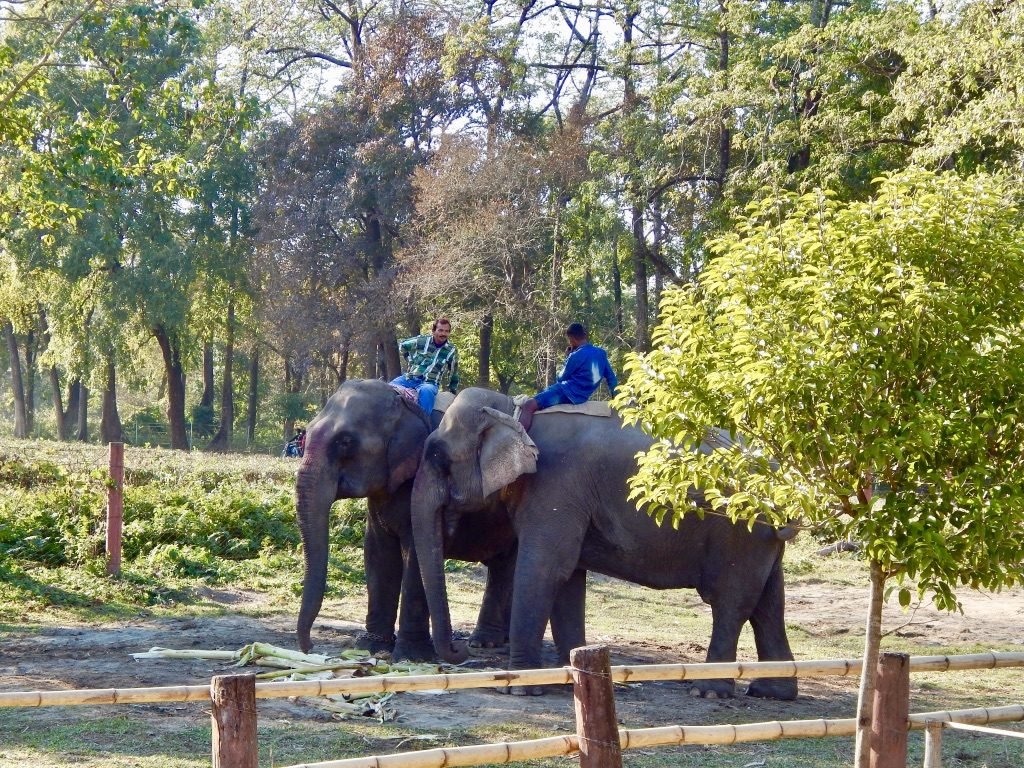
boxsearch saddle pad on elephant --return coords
[540,400,613,417]
[510,393,612,418]
[432,391,456,413]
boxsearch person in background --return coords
[518,322,617,431]
[390,317,460,414]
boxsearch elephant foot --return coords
[392,635,438,663]
[686,679,736,699]
[746,677,798,701]
[355,631,396,655]
[496,684,546,696]
[468,629,509,649]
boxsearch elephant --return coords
[411,387,798,699]
[295,379,517,660]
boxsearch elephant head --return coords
[411,388,537,662]
[296,379,430,653]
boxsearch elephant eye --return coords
[427,444,448,468]
[334,431,358,458]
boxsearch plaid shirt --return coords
[398,334,460,391]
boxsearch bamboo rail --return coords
[3,652,1023,709]
[278,704,1024,768]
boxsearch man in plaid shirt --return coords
[389,317,460,414]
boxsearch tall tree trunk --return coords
[4,320,28,438]
[622,10,649,352]
[153,325,189,450]
[652,202,664,316]
[22,330,35,436]
[283,356,303,441]
[383,331,401,381]
[246,343,259,445]
[200,342,215,410]
[631,203,650,352]
[360,338,377,380]
[716,0,732,190]
[546,198,567,384]
[612,235,624,341]
[477,313,493,388]
[854,559,886,768]
[49,365,65,440]
[584,260,594,322]
[337,336,350,384]
[39,311,66,440]
[76,383,89,442]
[77,312,92,442]
[207,303,235,452]
[100,356,124,443]
[63,380,81,440]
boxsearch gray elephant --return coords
[296,379,516,659]
[411,387,798,699]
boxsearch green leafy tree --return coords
[616,168,1024,767]
[3,0,257,447]
[887,0,1024,170]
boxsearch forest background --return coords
[1,0,1021,452]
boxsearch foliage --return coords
[617,167,1024,607]
[5,0,1024,461]
[0,439,367,612]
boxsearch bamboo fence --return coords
[278,705,1024,768]
[4,652,1023,709]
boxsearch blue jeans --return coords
[533,383,574,410]
[390,375,439,414]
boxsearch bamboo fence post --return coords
[869,652,910,768]
[211,674,258,768]
[105,441,124,576]
[570,645,623,768]
[923,720,943,768]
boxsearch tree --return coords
[2,0,258,448]
[400,136,557,387]
[616,168,1024,768]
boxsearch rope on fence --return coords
[276,703,1024,768]
[3,652,1024,709]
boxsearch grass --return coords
[1,438,1023,767]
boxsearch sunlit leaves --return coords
[616,168,1024,606]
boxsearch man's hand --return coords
[390,384,418,402]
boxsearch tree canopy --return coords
[1,0,1022,456]
[616,166,1024,766]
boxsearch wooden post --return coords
[105,442,124,576]
[923,720,943,768]
[869,652,910,768]
[570,645,623,768]
[211,674,258,768]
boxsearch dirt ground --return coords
[3,574,1024,738]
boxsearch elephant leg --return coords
[392,543,435,662]
[502,533,582,696]
[746,557,798,700]
[692,604,745,699]
[471,545,517,649]
[550,568,587,665]
[359,519,399,654]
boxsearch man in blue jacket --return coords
[518,322,618,431]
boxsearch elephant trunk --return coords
[296,452,337,653]
[411,461,468,664]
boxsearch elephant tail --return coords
[775,523,799,542]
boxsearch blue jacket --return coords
[556,343,618,404]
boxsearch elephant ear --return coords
[387,398,430,493]
[478,406,539,498]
